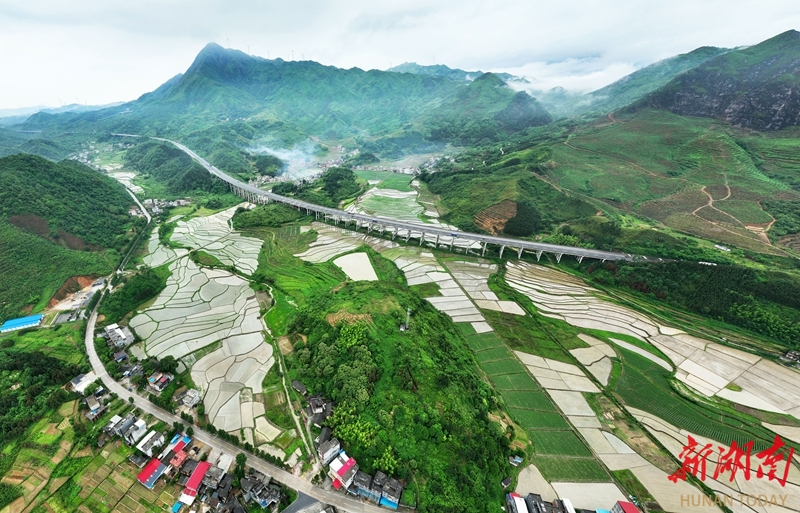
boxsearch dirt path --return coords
[562,139,773,247]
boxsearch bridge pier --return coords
[555,253,563,263]
[517,247,523,259]
[481,242,487,257]
[434,234,439,247]
[405,232,411,242]
[392,228,398,240]
[499,245,506,259]
[419,233,425,246]
[536,250,543,261]
[449,238,454,251]
[577,255,584,264]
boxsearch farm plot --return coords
[444,259,525,314]
[570,334,616,386]
[505,261,800,420]
[615,349,795,455]
[348,186,480,250]
[170,205,262,275]
[142,230,187,268]
[630,406,800,513]
[333,252,378,281]
[297,223,490,326]
[515,350,599,393]
[130,256,273,435]
[108,171,144,194]
[355,188,425,223]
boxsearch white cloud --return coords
[0,0,798,108]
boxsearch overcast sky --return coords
[0,0,798,110]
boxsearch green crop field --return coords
[614,347,796,452]
[508,408,570,429]
[464,331,505,351]
[488,373,537,391]
[530,455,610,482]
[355,170,415,192]
[481,358,524,376]
[502,391,557,411]
[475,345,514,363]
[250,225,346,304]
[714,200,774,224]
[532,430,594,457]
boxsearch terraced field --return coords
[550,111,800,253]
[461,326,609,482]
[474,199,517,234]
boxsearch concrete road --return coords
[84,310,386,513]
[153,137,642,263]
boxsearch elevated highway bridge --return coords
[116,134,654,264]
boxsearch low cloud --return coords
[499,59,639,95]
[247,140,319,178]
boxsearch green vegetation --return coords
[540,46,727,117]
[0,483,21,510]
[458,326,607,482]
[612,469,655,504]
[354,169,415,192]
[124,140,231,195]
[286,281,511,512]
[0,346,85,446]
[614,347,796,452]
[251,226,346,306]
[273,167,362,207]
[190,249,224,268]
[1,321,87,366]
[0,153,141,321]
[0,154,136,250]
[425,73,551,145]
[98,266,170,325]
[232,203,307,229]
[0,222,113,321]
[586,261,800,347]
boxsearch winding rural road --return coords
[85,312,383,512]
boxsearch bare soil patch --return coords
[778,233,800,252]
[278,336,293,355]
[326,309,373,326]
[8,214,99,251]
[474,200,517,235]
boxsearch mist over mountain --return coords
[388,62,522,84]
[537,46,728,117]
[635,29,800,129]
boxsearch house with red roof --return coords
[611,501,640,513]
[178,461,211,506]
[327,451,358,490]
[137,458,167,489]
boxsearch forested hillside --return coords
[19,43,551,168]
[0,154,135,250]
[0,154,136,321]
[124,140,233,194]
[287,281,510,512]
[0,221,111,322]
